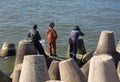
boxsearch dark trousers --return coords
[69,43,77,55]
[33,40,46,56]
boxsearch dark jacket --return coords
[28,29,41,41]
[69,29,84,44]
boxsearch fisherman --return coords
[69,25,85,59]
[46,22,58,56]
[28,24,48,58]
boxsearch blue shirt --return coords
[69,29,84,44]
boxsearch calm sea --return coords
[0,0,120,75]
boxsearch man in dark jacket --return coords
[69,25,84,59]
[28,24,48,58]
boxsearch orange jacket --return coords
[47,28,58,43]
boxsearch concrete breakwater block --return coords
[80,51,94,80]
[12,40,37,81]
[116,41,120,53]
[80,60,90,80]
[46,80,63,82]
[84,51,94,62]
[14,40,37,66]
[0,42,16,57]
[94,30,116,55]
[88,55,119,82]
[12,63,22,82]
[93,30,120,66]
[117,61,120,80]
[48,60,60,80]
[59,58,87,82]
[0,70,12,82]
[19,55,49,82]
[77,39,86,54]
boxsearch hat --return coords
[49,22,54,27]
[33,24,37,29]
[74,25,79,30]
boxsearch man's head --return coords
[49,22,54,28]
[74,25,80,30]
[33,24,37,30]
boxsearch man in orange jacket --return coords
[46,22,58,56]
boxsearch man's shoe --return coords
[53,54,57,56]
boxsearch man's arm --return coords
[28,31,31,38]
[79,31,85,36]
[37,31,41,40]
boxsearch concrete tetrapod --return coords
[117,61,120,80]
[48,60,60,80]
[46,80,63,82]
[116,41,120,53]
[0,42,16,57]
[80,60,90,80]
[19,55,49,82]
[14,40,37,66]
[93,30,120,66]
[12,63,22,82]
[94,30,116,55]
[12,40,37,82]
[0,70,12,82]
[88,55,119,82]
[59,58,87,82]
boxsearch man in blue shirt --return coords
[69,25,84,59]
